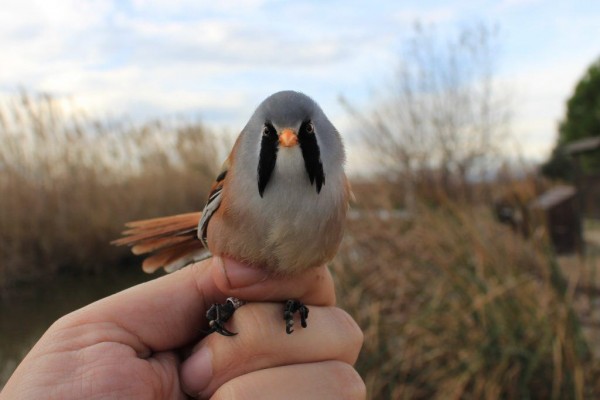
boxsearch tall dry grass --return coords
[334,192,599,399]
[2,92,599,399]
[0,92,220,289]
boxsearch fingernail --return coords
[181,347,212,396]
[213,256,268,289]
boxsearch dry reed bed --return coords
[2,93,599,398]
[333,202,599,399]
[0,93,219,288]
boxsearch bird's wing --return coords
[111,211,209,273]
[111,154,233,273]
[198,154,231,247]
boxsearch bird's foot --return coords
[205,297,246,336]
[283,299,309,334]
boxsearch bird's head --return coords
[242,91,344,197]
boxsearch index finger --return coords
[56,257,336,354]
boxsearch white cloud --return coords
[0,0,112,86]
[392,6,456,25]
[1,0,599,173]
[498,0,542,9]
[502,50,596,161]
[129,0,269,14]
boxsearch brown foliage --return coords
[333,187,599,399]
[2,92,599,399]
[0,93,219,288]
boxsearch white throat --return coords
[272,146,309,187]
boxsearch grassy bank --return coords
[0,93,219,289]
[334,199,599,399]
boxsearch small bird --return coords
[112,90,349,335]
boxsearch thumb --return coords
[210,256,336,307]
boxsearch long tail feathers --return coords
[111,212,211,273]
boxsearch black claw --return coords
[209,323,237,336]
[205,297,245,336]
[283,299,309,334]
[205,298,309,336]
[299,306,308,328]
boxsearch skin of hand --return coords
[0,257,365,400]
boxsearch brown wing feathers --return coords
[113,152,230,273]
[130,235,191,255]
[111,211,210,273]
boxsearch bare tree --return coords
[345,23,511,204]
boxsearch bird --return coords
[112,90,349,336]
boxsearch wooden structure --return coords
[530,185,582,254]
[566,137,600,219]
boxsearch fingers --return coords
[147,352,188,400]
[211,361,366,400]
[180,303,363,398]
[54,257,336,354]
[54,259,219,354]
[211,256,336,306]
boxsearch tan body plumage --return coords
[113,91,349,278]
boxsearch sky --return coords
[1,0,599,173]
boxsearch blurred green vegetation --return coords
[544,56,600,179]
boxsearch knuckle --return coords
[210,381,250,400]
[328,361,367,399]
[306,265,336,305]
[210,384,233,400]
[330,308,364,361]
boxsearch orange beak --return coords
[279,128,298,147]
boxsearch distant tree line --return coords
[543,57,600,180]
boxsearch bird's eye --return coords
[305,121,314,133]
[262,125,270,136]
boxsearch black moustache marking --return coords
[215,169,227,183]
[257,122,278,197]
[298,120,325,193]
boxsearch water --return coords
[0,267,156,389]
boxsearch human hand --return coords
[0,257,365,399]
